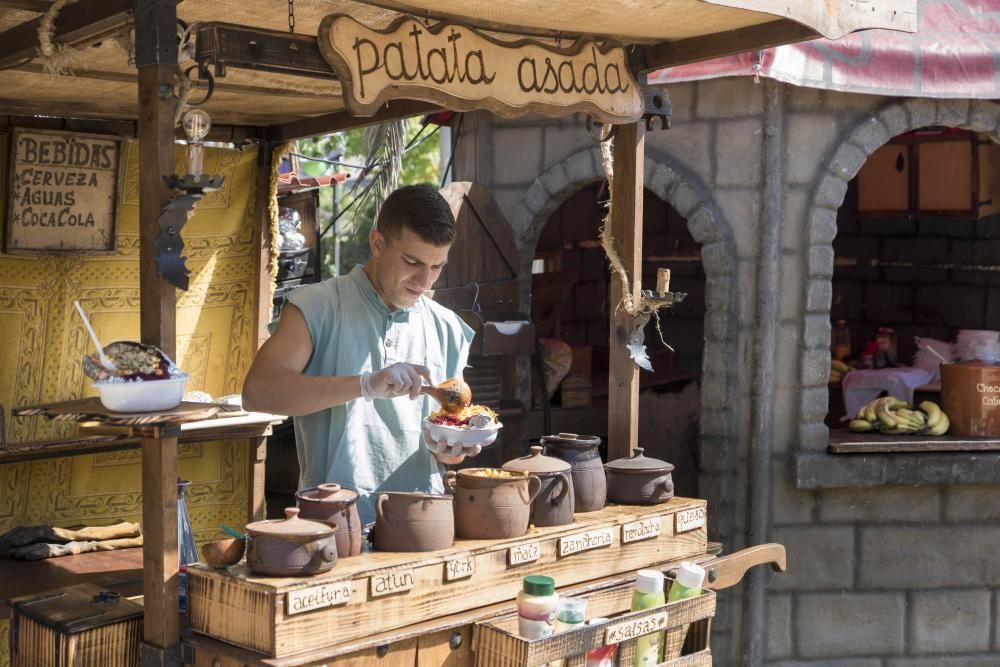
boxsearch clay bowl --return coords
[200,537,246,568]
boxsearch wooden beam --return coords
[607,122,644,461]
[196,22,337,80]
[0,112,262,144]
[251,143,274,350]
[267,100,442,143]
[0,0,131,69]
[0,0,54,11]
[641,19,819,71]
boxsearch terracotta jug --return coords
[296,483,362,558]
[502,446,575,527]
[445,469,541,539]
[373,492,454,552]
[541,432,606,512]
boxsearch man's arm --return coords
[242,304,363,416]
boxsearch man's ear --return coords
[370,228,385,256]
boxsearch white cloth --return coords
[841,367,933,420]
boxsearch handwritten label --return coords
[319,14,642,124]
[605,611,669,644]
[508,542,541,566]
[444,553,476,581]
[622,517,662,544]
[7,128,120,253]
[285,581,352,615]
[370,568,415,597]
[558,527,614,557]
[675,507,706,534]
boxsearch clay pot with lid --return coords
[445,469,542,539]
[605,447,675,505]
[373,492,455,552]
[541,432,606,512]
[502,446,575,527]
[296,483,362,558]
[245,507,338,577]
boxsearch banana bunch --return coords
[848,398,950,436]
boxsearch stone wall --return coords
[455,82,1000,665]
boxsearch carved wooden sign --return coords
[286,581,352,615]
[675,506,706,534]
[318,14,642,124]
[508,541,541,566]
[6,128,120,254]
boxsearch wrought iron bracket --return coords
[155,174,224,290]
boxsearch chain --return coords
[288,0,296,33]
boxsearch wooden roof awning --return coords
[0,0,916,134]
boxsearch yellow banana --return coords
[919,401,943,429]
[849,419,876,432]
[863,405,878,422]
[876,403,898,430]
[888,397,909,410]
[895,409,926,429]
[928,414,950,436]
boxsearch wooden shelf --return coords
[829,429,1000,453]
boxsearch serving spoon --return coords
[74,300,116,371]
[420,377,472,414]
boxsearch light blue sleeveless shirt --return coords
[281,266,474,524]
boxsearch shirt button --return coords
[386,339,394,347]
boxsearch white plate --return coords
[93,374,189,412]
[423,417,503,447]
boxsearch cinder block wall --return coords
[454,82,1000,665]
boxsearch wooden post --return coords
[134,2,179,664]
[607,122,644,461]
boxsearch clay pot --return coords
[941,361,1000,437]
[541,432,606,512]
[245,507,338,577]
[445,469,542,539]
[200,538,245,569]
[373,492,455,552]
[296,483,363,558]
[605,448,675,505]
[502,446,575,527]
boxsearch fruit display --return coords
[848,397,950,436]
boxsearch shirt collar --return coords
[349,265,418,322]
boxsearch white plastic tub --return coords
[93,373,189,412]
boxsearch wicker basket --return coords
[473,587,716,667]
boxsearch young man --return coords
[243,184,485,524]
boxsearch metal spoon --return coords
[420,377,472,414]
[73,300,116,371]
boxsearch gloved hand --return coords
[422,425,484,465]
[360,362,432,401]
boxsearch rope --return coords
[38,0,87,75]
[268,143,295,294]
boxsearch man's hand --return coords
[423,425,485,465]
[361,362,432,400]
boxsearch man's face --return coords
[369,227,450,309]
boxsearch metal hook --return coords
[183,65,215,107]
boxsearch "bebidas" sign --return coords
[318,15,642,124]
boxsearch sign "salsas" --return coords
[318,15,642,124]
[6,128,120,254]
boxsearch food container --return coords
[541,432,606,512]
[373,492,454,552]
[502,446,575,527]
[445,469,541,539]
[200,538,246,568]
[941,360,1000,437]
[605,447,675,505]
[423,416,503,448]
[93,373,189,412]
[296,483,362,558]
[245,507,338,577]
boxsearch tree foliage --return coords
[295,118,442,278]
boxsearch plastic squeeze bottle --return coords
[517,575,559,639]
[667,562,705,603]
[631,569,666,666]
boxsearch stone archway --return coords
[797,99,1000,450]
[513,145,742,538]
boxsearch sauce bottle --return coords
[631,569,666,666]
[517,575,559,639]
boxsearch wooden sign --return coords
[6,128,120,254]
[508,541,541,566]
[558,527,614,557]
[318,14,642,124]
[675,507,706,534]
[604,611,669,644]
[370,567,415,597]
[622,517,662,544]
[444,553,476,581]
[285,581,352,615]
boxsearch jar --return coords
[445,469,541,539]
[517,575,558,639]
[502,446,575,527]
[296,483,362,558]
[245,508,338,577]
[541,432,606,512]
[605,448,674,505]
[373,492,454,552]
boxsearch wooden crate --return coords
[9,583,143,667]
[187,498,707,658]
[473,587,716,667]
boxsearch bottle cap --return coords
[523,575,555,596]
[634,569,664,595]
[675,562,705,590]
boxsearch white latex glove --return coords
[360,362,431,401]
[422,425,483,461]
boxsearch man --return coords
[243,184,485,524]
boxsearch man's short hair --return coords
[376,184,456,246]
